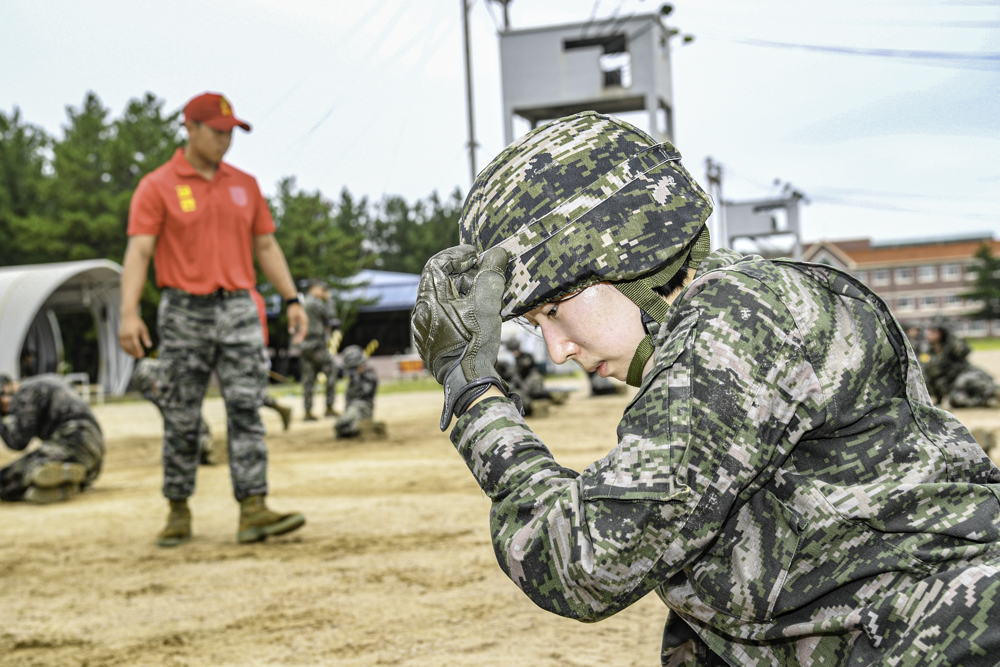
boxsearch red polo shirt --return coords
[127,149,276,294]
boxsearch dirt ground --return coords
[3,352,1000,667]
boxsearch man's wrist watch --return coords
[284,292,305,308]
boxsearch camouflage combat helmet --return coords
[0,373,12,390]
[342,345,366,369]
[459,111,714,385]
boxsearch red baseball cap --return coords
[183,92,252,132]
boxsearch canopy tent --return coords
[0,260,133,396]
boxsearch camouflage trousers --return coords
[300,341,338,413]
[0,419,103,501]
[157,289,269,501]
[949,366,996,408]
[334,400,372,438]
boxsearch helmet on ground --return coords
[342,345,366,369]
[459,111,714,384]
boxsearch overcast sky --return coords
[2,0,998,244]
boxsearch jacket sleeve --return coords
[0,394,40,451]
[449,272,825,622]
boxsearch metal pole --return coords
[461,0,478,185]
[705,157,724,251]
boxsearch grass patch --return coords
[969,337,1000,351]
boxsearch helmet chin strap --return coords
[614,228,711,387]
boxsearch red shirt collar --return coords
[169,148,233,180]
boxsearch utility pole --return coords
[705,157,726,251]
[461,0,479,185]
[494,0,512,30]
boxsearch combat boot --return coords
[157,499,192,547]
[29,461,86,488]
[277,404,293,431]
[237,495,305,544]
[24,462,87,504]
[303,411,318,422]
[324,406,338,418]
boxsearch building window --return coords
[894,267,914,284]
[941,264,961,281]
[919,295,938,309]
[968,320,988,336]
[918,266,937,283]
[896,296,915,310]
[873,269,890,286]
[854,270,868,283]
[943,294,963,307]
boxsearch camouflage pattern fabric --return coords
[0,376,104,500]
[949,366,996,408]
[334,367,377,438]
[459,111,712,320]
[300,294,340,413]
[133,358,214,458]
[157,289,269,501]
[450,249,1000,666]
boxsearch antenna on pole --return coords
[461,0,479,185]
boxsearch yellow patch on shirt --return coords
[176,185,196,212]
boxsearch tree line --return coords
[0,92,461,357]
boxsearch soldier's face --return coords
[926,328,942,345]
[0,385,13,414]
[525,283,648,382]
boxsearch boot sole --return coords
[237,513,306,544]
[157,534,191,547]
[24,484,79,504]
[29,462,87,488]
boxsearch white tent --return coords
[0,260,133,395]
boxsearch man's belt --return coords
[167,287,249,300]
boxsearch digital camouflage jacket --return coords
[0,376,102,451]
[451,250,1000,666]
[345,366,378,408]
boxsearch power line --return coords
[732,37,1000,68]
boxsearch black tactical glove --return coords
[411,244,521,430]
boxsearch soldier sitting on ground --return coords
[587,369,627,397]
[334,346,383,439]
[924,318,998,408]
[0,374,104,504]
[502,338,567,417]
[301,280,342,421]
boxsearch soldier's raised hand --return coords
[411,244,519,430]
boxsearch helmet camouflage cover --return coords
[342,345,366,369]
[459,111,713,321]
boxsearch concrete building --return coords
[499,13,677,145]
[804,233,1000,336]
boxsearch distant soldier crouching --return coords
[0,374,104,503]
[334,346,383,439]
[924,319,998,408]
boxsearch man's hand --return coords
[287,302,308,345]
[411,244,519,430]
[119,311,153,359]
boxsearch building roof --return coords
[0,260,133,394]
[805,234,1000,269]
[347,270,421,313]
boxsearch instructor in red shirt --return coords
[119,92,306,547]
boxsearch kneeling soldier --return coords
[0,374,104,504]
[334,346,381,438]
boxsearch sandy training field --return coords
[3,352,1000,667]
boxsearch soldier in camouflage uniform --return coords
[334,346,380,438]
[0,374,104,504]
[301,280,341,420]
[412,112,1000,666]
[924,319,997,408]
[132,358,217,464]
